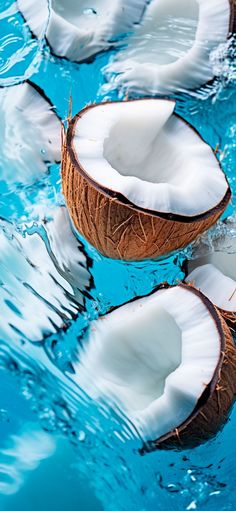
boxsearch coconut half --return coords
[62,99,230,261]
[0,81,61,185]
[105,0,235,95]
[17,0,147,62]
[0,207,92,343]
[186,218,236,326]
[76,284,236,450]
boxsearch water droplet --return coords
[78,431,86,442]
[0,409,9,423]
[83,8,97,15]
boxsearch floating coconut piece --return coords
[77,284,236,451]
[185,217,236,327]
[0,207,92,343]
[62,99,230,261]
[17,0,146,62]
[105,0,235,95]
[0,81,61,185]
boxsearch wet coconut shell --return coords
[183,260,236,333]
[61,103,231,261]
[230,0,236,32]
[218,308,236,331]
[142,284,236,453]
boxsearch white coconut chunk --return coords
[76,286,221,440]
[17,0,147,62]
[186,219,236,312]
[105,0,231,94]
[0,82,61,185]
[0,207,91,343]
[73,100,228,216]
[187,253,236,312]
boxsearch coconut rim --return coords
[42,206,94,293]
[17,0,235,62]
[65,100,231,223]
[17,0,108,65]
[150,283,227,448]
[229,0,236,33]
[183,255,236,315]
[105,282,227,447]
[103,0,236,95]
[0,79,62,165]
[84,282,227,447]
[17,0,148,64]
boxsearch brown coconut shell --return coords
[61,102,231,261]
[218,308,236,331]
[182,260,236,333]
[229,0,236,33]
[140,284,236,453]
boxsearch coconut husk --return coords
[230,0,236,33]
[61,105,231,261]
[141,286,236,452]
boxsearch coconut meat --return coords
[106,0,231,93]
[0,208,91,342]
[18,0,147,61]
[77,286,221,440]
[187,250,236,312]
[0,82,60,184]
[73,100,228,216]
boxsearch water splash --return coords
[0,0,49,86]
[0,1,235,510]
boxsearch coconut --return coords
[76,283,236,451]
[62,99,230,261]
[105,0,236,95]
[17,0,146,62]
[0,81,61,185]
[185,217,236,328]
[0,207,92,343]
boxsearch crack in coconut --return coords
[62,99,231,260]
[75,284,236,450]
[185,221,236,325]
[105,0,235,94]
[0,81,61,185]
[17,0,147,62]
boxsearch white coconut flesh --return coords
[0,208,90,343]
[106,0,231,94]
[0,82,61,185]
[17,0,147,61]
[77,286,221,440]
[187,250,236,312]
[73,100,228,216]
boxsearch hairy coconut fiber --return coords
[61,107,231,261]
[141,285,236,452]
[230,0,236,32]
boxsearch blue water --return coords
[0,1,236,510]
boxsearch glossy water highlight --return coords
[0,1,236,510]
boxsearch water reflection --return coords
[0,207,92,343]
[0,0,48,86]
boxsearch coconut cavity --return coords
[125,0,200,67]
[51,0,113,31]
[77,285,222,441]
[105,0,231,94]
[73,100,229,216]
[18,0,146,61]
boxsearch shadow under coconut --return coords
[76,228,184,314]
